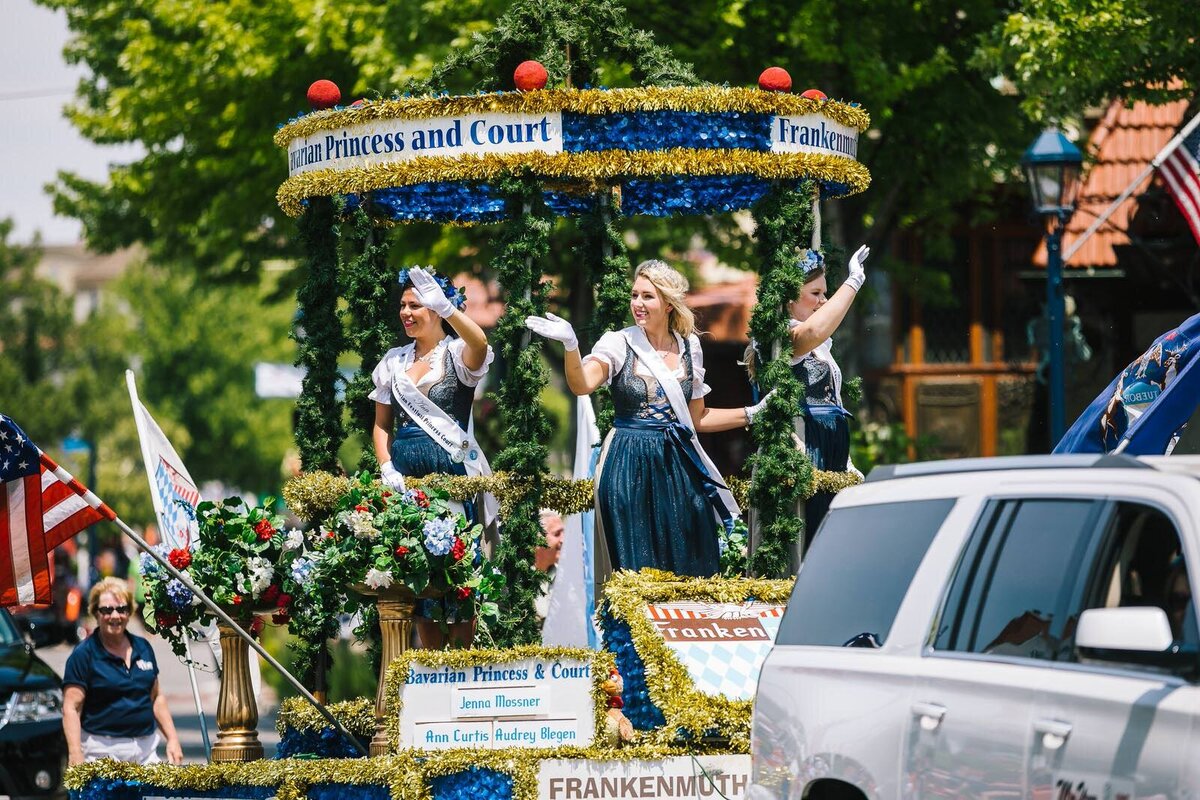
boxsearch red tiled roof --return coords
[1035,96,1191,269]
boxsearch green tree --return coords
[42,0,1037,289]
[976,0,1198,122]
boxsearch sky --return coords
[0,1,138,245]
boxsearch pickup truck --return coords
[749,454,1199,800]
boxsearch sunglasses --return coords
[97,605,130,616]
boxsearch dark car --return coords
[0,608,66,800]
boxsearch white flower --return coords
[246,556,273,596]
[338,509,380,539]
[283,528,305,551]
[364,568,393,590]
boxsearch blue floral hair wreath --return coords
[397,266,467,310]
[799,249,825,275]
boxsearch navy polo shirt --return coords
[63,631,159,737]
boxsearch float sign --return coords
[645,602,785,701]
[539,755,752,800]
[399,656,594,750]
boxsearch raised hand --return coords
[409,266,456,318]
[524,313,579,352]
[845,245,869,292]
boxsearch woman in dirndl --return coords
[525,260,768,581]
[371,266,495,648]
[746,246,869,558]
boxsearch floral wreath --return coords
[799,248,825,275]
[397,267,467,310]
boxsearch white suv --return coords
[749,454,1200,800]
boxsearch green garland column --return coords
[490,173,554,646]
[342,206,398,472]
[579,188,632,438]
[294,196,345,473]
[747,183,814,578]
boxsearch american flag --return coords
[1161,118,1200,245]
[1,415,115,607]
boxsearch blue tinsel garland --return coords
[275,724,370,759]
[599,609,665,731]
[431,767,513,800]
[562,111,770,152]
[308,783,391,800]
[72,782,276,800]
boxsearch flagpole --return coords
[182,637,213,759]
[1064,110,1200,263]
[40,453,369,758]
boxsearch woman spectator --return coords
[63,577,183,765]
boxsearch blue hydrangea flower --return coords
[165,579,195,610]
[139,544,170,580]
[422,517,457,556]
[291,556,316,584]
[799,249,825,274]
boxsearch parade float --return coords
[69,1,870,797]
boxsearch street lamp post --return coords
[1022,129,1083,448]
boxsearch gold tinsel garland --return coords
[68,745,744,800]
[381,645,616,754]
[282,468,862,523]
[601,569,794,750]
[276,149,870,216]
[276,696,376,737]
[274,86,870,148]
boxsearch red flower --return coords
[275,593,292,608]
[413,491,429,509]
[231,595,243,606]
[261,584,281,604]
[381,490,392,498]
[394,545,409,558]
[272,611,290,625]
[354,504,369,512]
[253,520,275,540]
[455,586,472,600]
[249,617,265,637]
[450,537,467,562]
[155,611,179,628]
[167,548,192,569]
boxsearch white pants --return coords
[82,731,161,764]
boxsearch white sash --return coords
[623,328,741,520]
[390,349,499,527]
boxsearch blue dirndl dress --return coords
[590,330,724,578]
[793,343,851,544]
[370,338,491,620]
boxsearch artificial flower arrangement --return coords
[312,472,500,627]
[140,498,312,658]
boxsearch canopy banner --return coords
[288,112,564,176]
[1055,312,1200,455]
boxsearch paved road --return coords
[40,621,279,763]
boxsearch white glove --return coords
[744,389,777,425]
[524,313,579,352]
[844,245,869,293]
[379,461,407,491]
[409,266,456,319]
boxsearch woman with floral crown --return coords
[525,260,770,582]
[745,245,869,561]
[370,266,495,648]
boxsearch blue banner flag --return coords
[1055,312,1200,455]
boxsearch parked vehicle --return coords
[0,608,67,800]
[749,454,1199,800]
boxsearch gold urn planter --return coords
[210,604,273,763]
[352,583,442,756]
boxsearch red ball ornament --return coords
[349,98,367,109]
[758,67,792,92]
[514,60,549,92]
[307,79,341,110]
[800,88,828,101]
